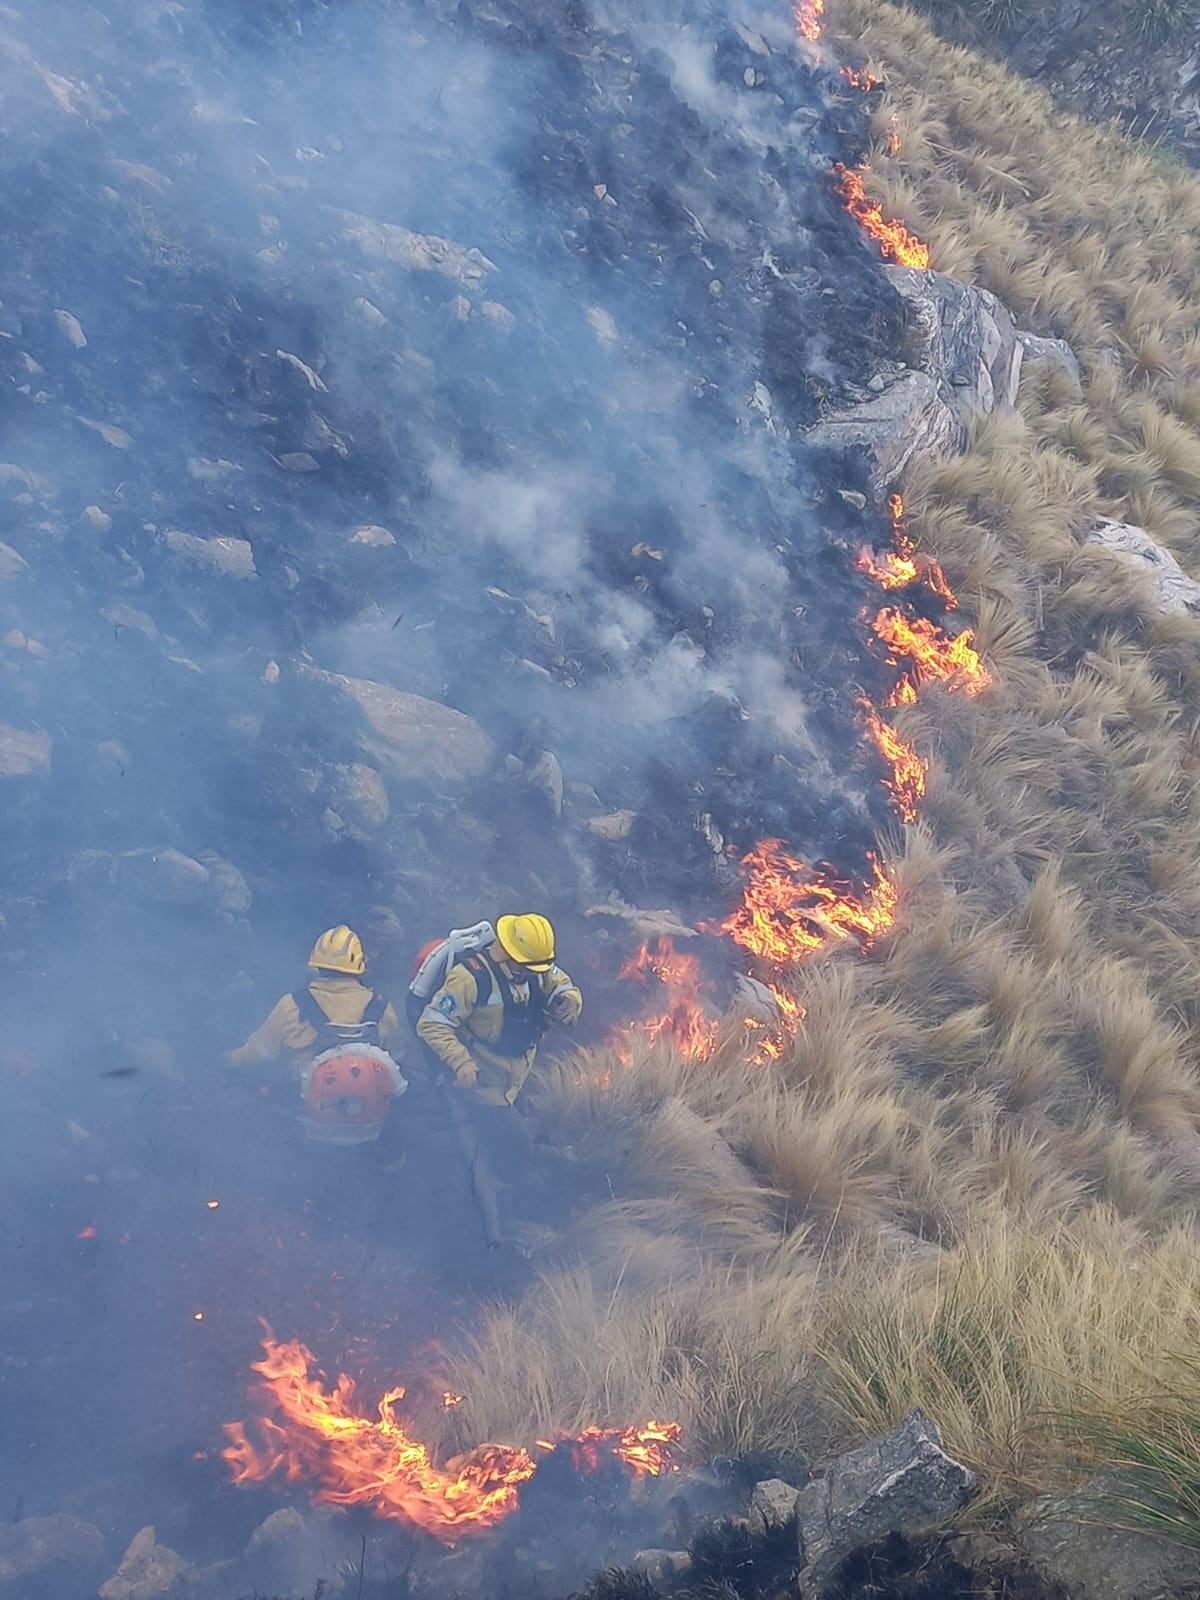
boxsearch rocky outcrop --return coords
[99,1526,193,1600]
[307,668,495,786]
[806,269,1079,496]
[794,1409,977,1596]
[1017,1485,1200,1600]
[1085,518,1200,620]
[0,1514,104,1592]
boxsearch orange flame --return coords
[870,608,991,696]
[794,0,825,42]
[720,839,897,966]
[841,65,881,91]
[617,937,720,1061]
[858,699,926,823]
[832,164,930,269]
[224,1334,680,1543]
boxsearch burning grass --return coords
[432,6,1200,1520]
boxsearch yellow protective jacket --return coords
[416,954,582,1106]
[229,975,401,1079]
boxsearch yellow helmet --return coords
[495,913,556,972]
[308,925,366,975]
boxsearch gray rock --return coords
[1018,331,1082,393]
[305,667,495,785]
[795,1409,976,1596]
[1018,1485,1200,1600]
[122,848,211,905]
[327,762,390,833]
[0,1513,104,1589]
[0,723,51,776]
[0,540,28,579]
[805,269,1064,496]
[99,1525,195,1600]
[196,850,252,914]
[748,1478,801,1535]
[630,1549,692,1584]
[1085,518,1200,620]
[164,529,256,579]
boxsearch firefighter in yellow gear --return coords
[415,914,582,1106]
[227,925,402,1077]
[411,914,581,1250]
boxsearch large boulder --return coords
[1085,518,1200,620]
[0,1513,104,1592]
[1017,1485,1200,1600]
[795,1409,977,1597]
[308,667,494,785]
[805,269,1066,496]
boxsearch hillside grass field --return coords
[432,0,1200,1529]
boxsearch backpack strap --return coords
[461,953,494,1007]
[363,990,389,1025]
[291,985,330,1034]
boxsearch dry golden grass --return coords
[446,1,1200,1505]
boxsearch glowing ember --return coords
[225,1334,681,1543]
[871,607,991,696]
[886,114,902,157]
[77,1225,98,1240]
[858,699,927,823]
[206,1200,220,1211]
[441,1391,464,1410]
[793,0,825,42]
[618,937,720,1061]
[832,164,930,269]
[841,64,881,91]
[856,546,920,591]
[568,1422,683,1478]
[720,839,898,966]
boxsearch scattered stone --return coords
[102,601,158,639]
[1017,1484,1200,1600]
[0,541,29,579]
[630,1549,692,1584]
[481,300,516,331]
[273,451,320,473]
[354,295,388,326]
[79,416,133,449]
[83,504,113,530]
[749,1478,801,1536]
[584,901,697,939]
[525,748,564,817]
[196,850,252,914]
[795,1409,977,1597]
[123,848,210,906]
[263,659,281,685]
[0,1513,104,1588]
[164,529,257,579]
[54,308,88,348]
[837,489,868,511]
[0,724,51,777]
[327,762,390,833]
[335,209,496,284]
[351,523,396,546]
[1085,518,1200,620]
[586,305,618,343]
[99,1526,192,1600]
[275,349,328,391]
[186,457,241,482]
[307,667,495,784]
[245,1507,305,1553]
[1017,331,1082,393]
[448,294,472,322]
[587,809,637,840]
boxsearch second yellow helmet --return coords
[495,913,556,972]
[308,925,366,975]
